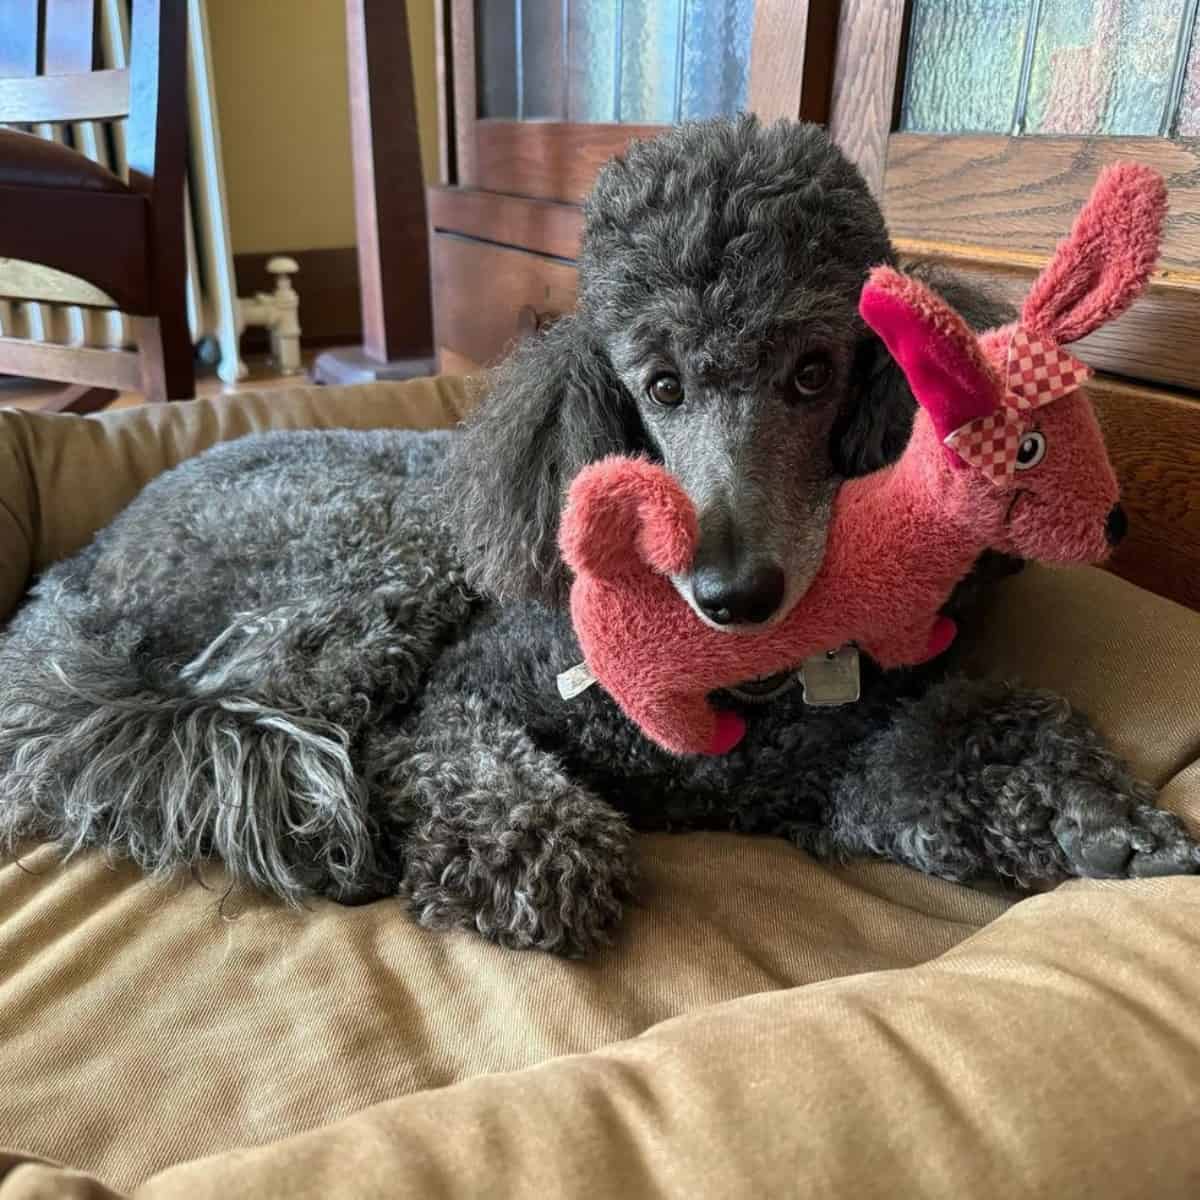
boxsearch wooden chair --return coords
[0,0,193,413]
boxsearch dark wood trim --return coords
[0,186,150,312]
[37,385,119,415]
[431,232,578,367]
[428,187,584,260]
[472,120,664,204]
[450,0,476,187]
[748,0,840,124]
[234,247,362,350]
[884,134,1200,275]
[1090,376,1200,611]
[828,0,909,196]
[0,337,141,390]
[127,0,191,398]
[344,0,432,361]
[897,240,1200,394]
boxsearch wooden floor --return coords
[0,353,315,412]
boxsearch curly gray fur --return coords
[1,117,1195,957]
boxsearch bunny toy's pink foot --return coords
[706,710,747,755]
[926,616,957,659]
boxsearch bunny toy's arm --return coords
[559,457,698,583]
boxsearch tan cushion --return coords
[0,839,1008,1193]
[4,873,1200,1199]
[2,379,1200,1197]
[955,564,1200,813]
[0,375,474,621]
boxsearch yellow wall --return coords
[207,0,440,256]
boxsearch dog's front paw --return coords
[1053,795,1200,880]
[400,796,636,957]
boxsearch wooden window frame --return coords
[446,0,839,204]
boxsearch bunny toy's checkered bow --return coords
[943,328,1091,485]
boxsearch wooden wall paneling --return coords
[885,135,1200,275]
[827,0,909,197]
[1089,377,1200,611]
[431,233,577,367]
[472,121,663,205]
[428,187,584,260]
[898,243,1200,393]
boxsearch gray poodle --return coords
[2,117,1196,956]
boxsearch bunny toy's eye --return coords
[1014,432,1046,470]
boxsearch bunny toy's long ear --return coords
[859,266,1002,451]
[1021,163,1167,346]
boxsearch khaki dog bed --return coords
[1,378,1199,1198]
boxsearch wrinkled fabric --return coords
[1,378,1198,1198]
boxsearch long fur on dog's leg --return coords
[0,628,377,904]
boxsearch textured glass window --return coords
[902,0,1200,136]
[520,0,567,119]
[478,0,753,124]
[1025,0,1192,134]
[678,0,755,120]
[901,0,1034,134]
[566,1,619,121]
[619,0,684,123]
[477,1,519,119]
[1172,4,1200,133]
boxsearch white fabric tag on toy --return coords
[557,661,597,700]
[801,645,861,706]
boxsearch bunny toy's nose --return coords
[1106,504,1128,547]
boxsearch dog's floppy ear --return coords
[443,315,643,606]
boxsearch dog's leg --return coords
[826,676,1200,885]
[370,693,636,957]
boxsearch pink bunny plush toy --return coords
[558,163,1166,756]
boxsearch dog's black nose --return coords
[693,563,786,626]
[1105,504,1128,547]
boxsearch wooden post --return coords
[313,0,437,385]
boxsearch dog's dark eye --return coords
[648,374,684,408]
[793,354,833,397]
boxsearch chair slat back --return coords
[0,3,39,77]
[0,0,130,122]
[44,0,97,74]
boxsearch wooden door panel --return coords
[428,187,584,260]
[431,233,578,369]
[902,251,1200,393]
[471,121,664,205]
[1091,378,1200,610]
[885,134,1200,275]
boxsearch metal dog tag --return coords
[801,645,861,706]
[557,661,598,700]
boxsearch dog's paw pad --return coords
[1055,803,1200,880]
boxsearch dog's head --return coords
[446,116,1005,622]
